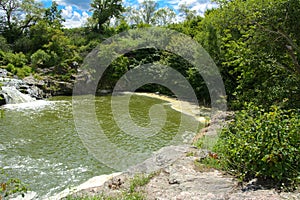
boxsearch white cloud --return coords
[82,11,89,19]
[168,0,217,16]
[61,5,73,19]
[61,6,90,28]
[55,0,91,10]
[73,11,81,20]
[191,2,217,16]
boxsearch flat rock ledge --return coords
[57,145,299,200]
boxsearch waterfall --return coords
[1,86,35,104]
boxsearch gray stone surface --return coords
[69,146,300,200]
[0,70,45,104]
[126,145,191,175]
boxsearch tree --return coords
[140,0,158,24]
[0,0,42,44]
[43,1,65,29]
[179,3,196,21]
[204,0,300,109]
[90,0,124,32]
[126,0,159,26]
[126,0,177,27]
[153,7,176,26]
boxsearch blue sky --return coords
[37,0,216,28]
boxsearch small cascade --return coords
[1,86,35,104]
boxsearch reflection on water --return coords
[0,95,199,198]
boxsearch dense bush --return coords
[215,103,300,188]
[16,66,32,78]
[6,63,16,74]
[1,52,27,68]
[30,49,51,68]
[0,36,10,52]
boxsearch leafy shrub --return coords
[6,63,16,74]
[0,36,10,52]
[2,52,27,68]
[215,103,300,188]
[16,66,32,78]
[30,49,51,68]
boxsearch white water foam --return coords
[2,100,53,110]
[1,86,35,104]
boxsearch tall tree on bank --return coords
[0,0,42,45]
[179,4,196,21]
[43,1,65,29]
[90,0,124,32]
[206,0,300,108]
[127,0,176,26]
[140,0,158,24]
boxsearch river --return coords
[0,94,200,199]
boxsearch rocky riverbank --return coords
[0,69,44,105]
[55,145,300,200]
[0,68,76,105]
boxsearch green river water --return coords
[0,94,200,198]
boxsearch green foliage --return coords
[215,103,300,188]
[115,20,130,33]
[43,1,65,29]
[1,52,27,68]
[0,36,11,52]
[65,174,154,200]
[90,0,124,32]
[0,0,43,45]
[196,0,300,109]
[129,174,153,193]
[194,156,224,172]
[6,64,16,74]
[0,168,28,199]
[127,1,176,27]
[66,192,144,200]
[16,66,32,78]
[31,49,51,68]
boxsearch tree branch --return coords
[255,22,300,75]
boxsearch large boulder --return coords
[0,68,8,77]
[40,76,74,96]
[0,77,45,100]
[0,70,45,105]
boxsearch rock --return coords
[65,144,299,200]
[48,172,122,200]
[0,74,46,105]
[54,81,73,95]
[1,86,35,104]
[39,76,74,96]
[35,67,53,74]
[0,68,8,77]
[97,89,112,95]
[73,71,95,95]
[126,145,190,175]
[10,191,37,200]
[23,75,45,87]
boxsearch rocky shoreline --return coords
[0,68,77,106]
[50,145,300,200]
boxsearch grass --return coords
[66,172,159,200]
[65,192,144,200]
[194,155,224,173]
[129,172,158,193]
